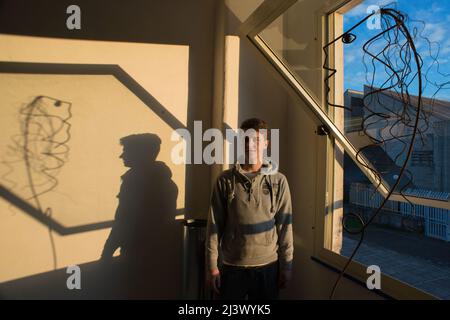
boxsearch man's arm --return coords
[275,176,294,276]
[101,194,123,260]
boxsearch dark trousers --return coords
[219,261,279,300]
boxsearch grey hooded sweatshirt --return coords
[206,162,293,272]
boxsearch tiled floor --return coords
[341,226,450,299]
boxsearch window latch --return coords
[316,125,330,136]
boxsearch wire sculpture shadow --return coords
[1,95,73,269]
[323,6,450,299]
[0,63,188,276]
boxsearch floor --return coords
[341,225,450,299]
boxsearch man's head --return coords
[120,133,161,167]
[240,118,269,165]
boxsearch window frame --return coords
[240,0,444,299]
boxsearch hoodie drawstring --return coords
[266,175,275,213]
[228,174,236,203]
[230,164,275,212]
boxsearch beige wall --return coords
[0,0,216,299]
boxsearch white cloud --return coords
[413,3,443,21]
[423,22,446,43]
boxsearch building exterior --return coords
[344,86,450,194]
[344,87,450,241]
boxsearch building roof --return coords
[363,85,450,121]
[345,87,450,120]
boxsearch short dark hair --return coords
[240,118,268,132]
[120,133,161,160]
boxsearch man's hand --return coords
[208,269,221,295]
[278,269,292,289]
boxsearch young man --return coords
[205,118,293,300]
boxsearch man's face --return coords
[244,129,268,165]
[119,147,131,167]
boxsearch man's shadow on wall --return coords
[99,133,180,299]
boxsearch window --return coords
[411,150,433,167]
[243,0,450,299]
[337,0,450,299]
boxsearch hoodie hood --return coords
[233,156,279,176]
[229,157,279,214]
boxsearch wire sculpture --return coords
[1,95,73,269]
[323,6,450,298]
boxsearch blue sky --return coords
[343,0,450,101]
